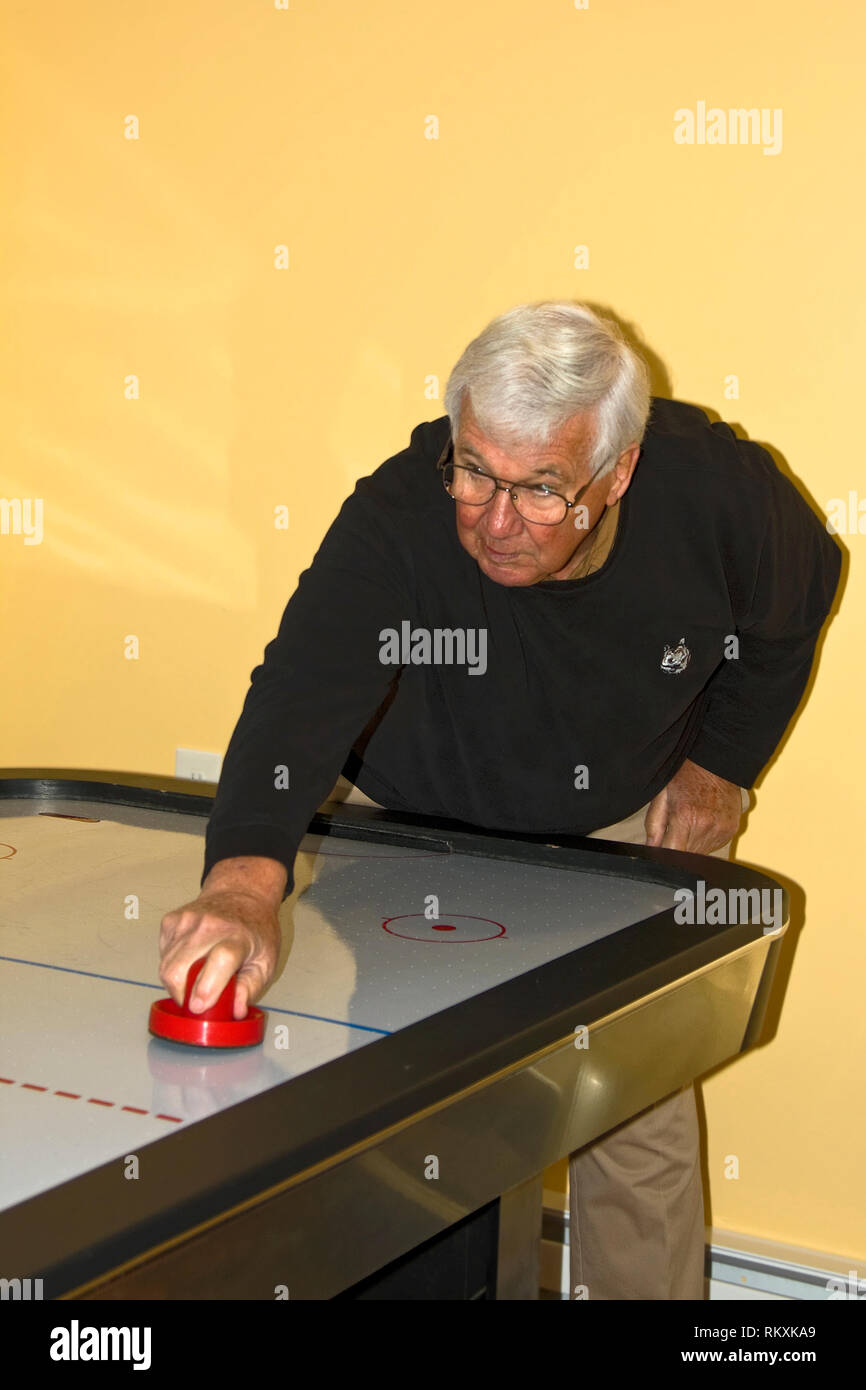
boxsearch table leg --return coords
[496,1172,543,1299]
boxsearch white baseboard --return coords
[708,1228,864,1302]
[540,1192,864,1301]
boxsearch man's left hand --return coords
[644,759,743,854]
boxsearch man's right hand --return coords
[158,856,287,1020]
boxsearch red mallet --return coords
[149,957,265,1048]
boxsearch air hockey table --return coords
[0,770,788,1300]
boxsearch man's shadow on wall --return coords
[584,299,848,1257]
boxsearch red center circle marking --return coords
[382,913,506,943]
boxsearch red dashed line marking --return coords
[0,1077,181,1123]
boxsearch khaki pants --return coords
[327,777,749,1300]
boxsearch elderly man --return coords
[159,301,840,1299]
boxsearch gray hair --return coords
[443,301,651,476]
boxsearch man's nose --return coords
[484,486,522,532]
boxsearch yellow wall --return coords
[2,2,862,1262]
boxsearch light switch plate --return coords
[174,748,223,783]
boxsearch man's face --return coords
[451,397,633,586]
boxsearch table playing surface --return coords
[1,793,673,1211]
[0,774,786,1299]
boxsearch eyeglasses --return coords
[436,438,608,527]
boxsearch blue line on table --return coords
[0,953,391,1035]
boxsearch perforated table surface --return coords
[0,772,787,1300]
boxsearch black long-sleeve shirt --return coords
[201,397,841,895]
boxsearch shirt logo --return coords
[661,637,691,674]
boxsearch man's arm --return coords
[159,429,430,1011]
[202,855,288,907]
[159,856,287,1015]
[645,758,742,853]
[647,440,841,851]
[685,449,841,790]
[202,462,416,898]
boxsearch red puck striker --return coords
[149,957,265,1048]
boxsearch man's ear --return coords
[604,444,641,505]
